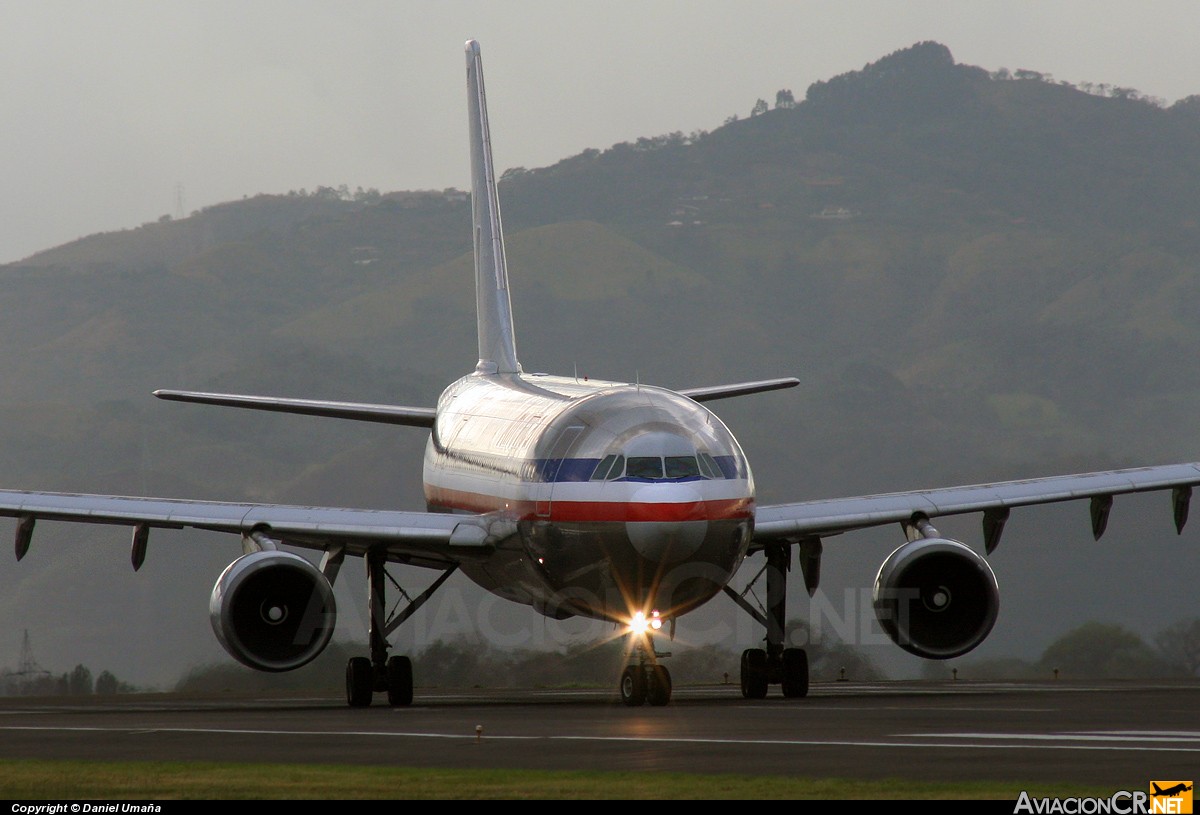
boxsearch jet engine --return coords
[209,550,337,672]
[872,537,999,659]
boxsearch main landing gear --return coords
[620,624,673,707]
[345,548,458,708]
[724,541,811,699]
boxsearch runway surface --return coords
[0,680,1196,788]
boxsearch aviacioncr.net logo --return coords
[1149,782,1193,814]
[1013,783,1193,814]
[1012,787,1190,811]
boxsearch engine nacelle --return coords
[872,537,999,660]
[209,550,337,672]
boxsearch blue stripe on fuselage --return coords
[530,457,742,482]
[534,458,600,482]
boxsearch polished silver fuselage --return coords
[423,372,755,623]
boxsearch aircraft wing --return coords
[0,489,504,569]
[752,463,1200,551]
[153,390,437,428]
[677,377,799,403]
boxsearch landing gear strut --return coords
[620,629,672,707]
[345,548,457,708]
[724,541,810,699]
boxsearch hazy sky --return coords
[1,1,1198,264]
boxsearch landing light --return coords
[627,610,664,635]
[629,611,648,635]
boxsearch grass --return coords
[0,760,1114,800]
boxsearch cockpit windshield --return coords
[589,452,727,481]
[626,457,664,479]
[576,410,746,484]
[664,456,700,479]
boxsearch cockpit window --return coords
[626,456,663,479]
[608,452,729,481]
[590,454,625,480]
[590,454,617,481]
[604,455,624,480]
[608,455,625,480]
[664,456,700,479]
[698,452,724,480]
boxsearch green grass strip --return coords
[0,760,1115,800]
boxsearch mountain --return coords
[1,42,1198,687]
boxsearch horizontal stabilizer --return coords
[153,390,436,428]
[677,377,800,403]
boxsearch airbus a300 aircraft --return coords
[6,40,1200,707]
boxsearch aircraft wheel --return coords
[781,647,809,698]
[740,648,768,699]
[386,655,414,707]
[346,656,374,708]
[647,665,672,706]
[620,665,646,706]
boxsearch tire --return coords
[346,656,374,708]
[386,655,414,707]
[740,648,768,699]
[620,665,646,706]
[781,647,809,698]
[647,665,672,706]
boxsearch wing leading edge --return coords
[753,462,1200,551]
[0,489,505,569]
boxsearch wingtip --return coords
[465,39,481,55]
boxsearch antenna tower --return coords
[16,629,47,677]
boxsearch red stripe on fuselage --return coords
[424,485,753,522]
[552,498,752,522]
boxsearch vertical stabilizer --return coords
[465,39,521,375]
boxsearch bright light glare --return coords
[628,611,649,635]
[628,610,664,634]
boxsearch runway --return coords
[0,680,1196,788]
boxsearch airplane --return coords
[1152,784,1193,798]
[6,39,1200,708]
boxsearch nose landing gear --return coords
[620,630,672,706]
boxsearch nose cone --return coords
[625,483,708,562]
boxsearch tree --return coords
[1155,618,1200,677]
[1038,622,1170,679]
[1170,95,1200,116]
[95,670,120,695]
[750,98,769,117]
[785,619,887,681]
[775,89,795,109]
[67,664,93,696]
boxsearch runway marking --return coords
[0,725,541,740]
[906,732,1200,744]
[2,725,1199,753]
[740,705,1057,712]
